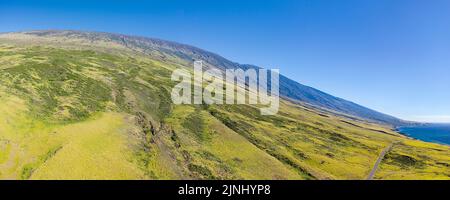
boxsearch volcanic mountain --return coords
[8,30,406,125]
[0,30,447,180]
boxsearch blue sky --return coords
[1,0,449,122]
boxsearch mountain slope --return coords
[0,30,405,126]
[0,30,448,180]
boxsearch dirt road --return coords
[367,142,396,180]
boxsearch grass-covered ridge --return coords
[0,43,449,180]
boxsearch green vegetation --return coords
[0,40,448,180]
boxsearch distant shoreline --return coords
[396,125,450,146]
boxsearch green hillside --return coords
[0,32,449,180]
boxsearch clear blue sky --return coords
[1,0,449,122]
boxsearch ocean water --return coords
[397,124,450,145]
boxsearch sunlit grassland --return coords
[0,45,176,179]
[0,43,449,180]
[375,140,450,180]
[164,105,305,179]
[206,102,384,179]
[0,90,147,179]
[29,112,146,180]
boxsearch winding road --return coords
[367,142,397,180]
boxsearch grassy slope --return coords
[0,43,449,180]
[0,91,146,179]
